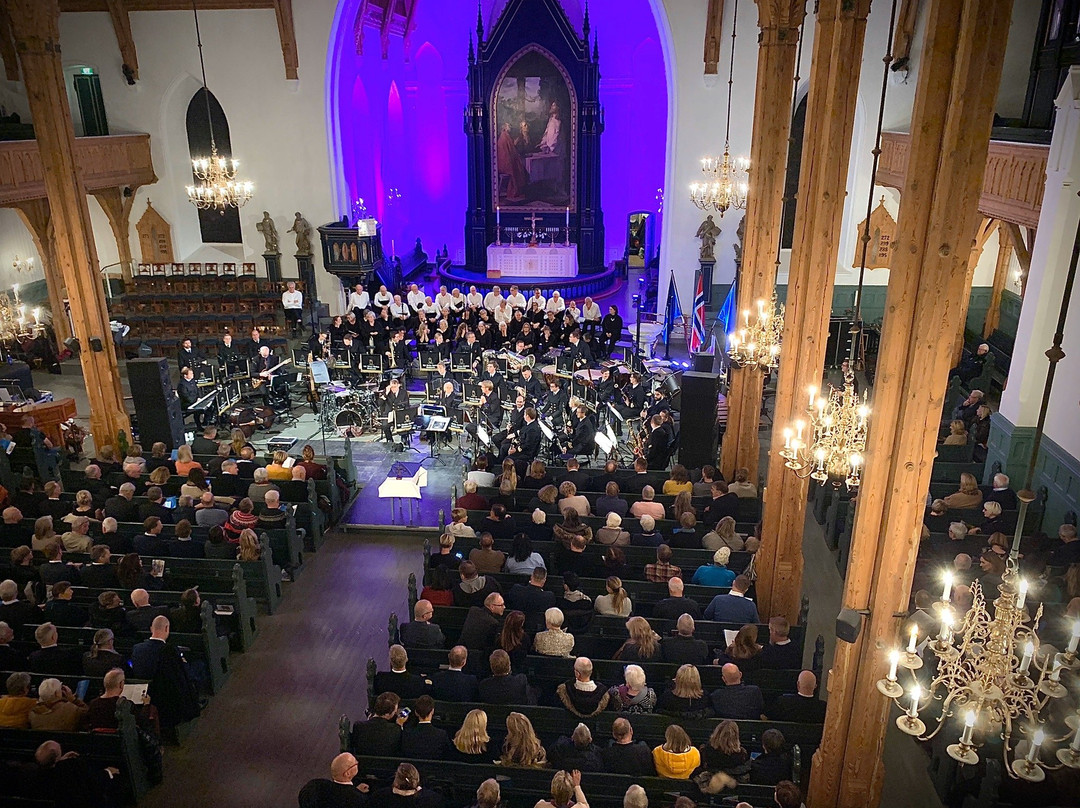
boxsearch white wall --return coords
[0,208,45,292]
[996,0,1042,120]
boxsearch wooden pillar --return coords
[11,199,72,349]
[719,0,806,483]
[8,0,131,447]
[1004,221,1033,298]
[91,187,137,284]
[950,217,998,364]
[806,1,1013,807]
[754,0,871,623]
[983,226,1015,337]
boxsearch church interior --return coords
[0,0,1077,806]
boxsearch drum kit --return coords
[320,381,382,437]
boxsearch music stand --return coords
[595,429,615,457]
[360,353,384,375]
[418,346,440,373]
[391,406,420,454]
[556,355,574,377]
[451,351,473,375]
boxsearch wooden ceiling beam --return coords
[104,0,138,82]
[891,0,922,70]
[703,0,725,76]
[0,5,19,81]
[59,0,274,12]
[271,0,298,79]
[380,0,398,59]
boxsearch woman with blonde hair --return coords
[670,490,696,522]
[558,481,590,517]
[943,420,969,446]
[173,444,202,476]
[31,516,57,552]
[652,724,700,778]
[594,576,631,616]
[501,711,547,768]
[615,616,662,662]
[535,770,588,808]
[701,719,751,775]
[496,459,518,491]
[237,528,261,561]
[69,490,96,521]
[230,429,249,456]
[703,515,745,552]
[148,465,171,487]
[943,472,983,509]
[452,709,492,763]
[657,664,712,718]
[266,450,292,481]
[448,507,476,538]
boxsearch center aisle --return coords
[140,533,412,808]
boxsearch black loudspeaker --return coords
[127,358,185,449]
[835,608,864,644]
[692,352,715,373]
[678,371,721,470]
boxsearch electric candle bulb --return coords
[1050,661,1063,683]
[1072,726,1080,752]
[961,711,976,745]
[886,649,899,682]
[941,572,953,602]
[908,685,921,718]
[938,611,953,643]
[1027,729,1044,763]
[1019,641,1034,674]
[1068,621,1080,655]
[808,387,816,407]
[783,429,792,449]
[1017,579,1028,610]
[907,625,918,654]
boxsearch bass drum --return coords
[334,406,366,437]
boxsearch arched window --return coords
[185,88,242,244]
[780,95,807,250]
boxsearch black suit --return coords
[40,561,81,587]
[104,495,140,523]
[41,599,87,628]
[29,645,84,676]
[126,605,167,634]
[645,427,668,469]
[602,741,657,777]
[129,638,201,728]
[0,599,41,638]
[133,533,168,557]
[661,635,710,666]
[703,493,740,526]
[562,470,591,491]
[399,621,445,649]
[651,596,702,621]
[757,641,802,670]
[372,670,431,700]
[457,605,503,651]
[769,693,826,724]
[40,499,70,523]
[430,669,479,703]
[516,420,542,463]
[138,502,174,525]
[477,673,529,705]
[350,716,401,756]
[507,583,556,633]
[177,347,202,370]
[401,722,450,760]
[567,416,596,456]
[567,339,593,368]
[0,643,27,671]
[79,563,119,590]
[710,682,764,720]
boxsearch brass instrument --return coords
[627,425,647,459]
[503,350,535,372]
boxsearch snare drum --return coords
[573,369,603,388]
[541,364,558,386]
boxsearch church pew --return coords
[23,600,230,694]
[0,701,151,804]
[461,509,757,544]
[0,671,149,703]
[439,536,754,580]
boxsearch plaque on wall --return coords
[851,197,896,270]
[136,200,175,263]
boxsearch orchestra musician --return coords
[247,327,267,358]
[495,394,527,460]
[543,379,569,427]
[593,367,616,407]
[437,380,459,413]
[386,330,408,377]
[563,404,597,459]
[645,414,668,470]
[617,371,647,424]
[478,359,504,399]
[508,407,541,465]
[431,361,456,394]
[643,387,671,421]
[380,377,410,443]
[254,345,289,409]
[218,332,244,374]
[333,334,360,385]
[307,332,330,363]
[600,304,624,359]
[177,366,206,428]
[514,364,543,404]
[566,329,593,369]
[432,331,452,363]
[177,338,202,371]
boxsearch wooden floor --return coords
[140,532,416,808]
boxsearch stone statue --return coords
[255,211,279,254]
[696,215,721,262]
[288,212,313,255]
[733,215,746,268]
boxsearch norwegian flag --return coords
[689,270,707,353]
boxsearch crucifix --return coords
[526,212,543,246]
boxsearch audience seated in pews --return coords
[429,533,461,571]
[41,581,86,628]
[546,723,603,773]
[0,671,35,728]
[401,599,446,649]
[691,548,736,588]
[652,724,699,779]
[28,677,88,731]
[450,509,478,540]
[702,517,745,553]
[401,695,450,761]
[450,708,491,763]
[479,649,529,705]
[352,692,404,756]
[768,670,825,724]
[710,663,764,720]
[508,567,556,633]
[556,656,610,717]
[615,616,662,663]
[629,487,664,520]
[644,544,681,583]
[600,717,657,777]
[431,646,478,703]
[704,576,759,623]
[594,577,632,617]
[298,752,370,807]
[501,711,546,768]
[607,664,657,714]
[630,513,663,548]
[715,625,762,672]
[29,622,83,676]
[660,614,710,667]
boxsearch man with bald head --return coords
[23,739,117,806]
[195,491,228,528]
[661,613,709,665]
[130,615,200,737]
[768,670,825,723]
[126,589,166,633]
[298,752,370,807]
[651,577,702,620]
[709,662,764,720]
[399,599,445,649]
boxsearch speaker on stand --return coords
[126,358,186,449]
[677,371,721,469]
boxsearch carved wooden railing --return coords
[877,131,1047,229]
[0,133,156,206]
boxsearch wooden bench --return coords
[0,701,150,804]
[461,509,756,545]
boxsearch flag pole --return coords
[663,269,678,361]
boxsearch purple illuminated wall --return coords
[327,0,668,266]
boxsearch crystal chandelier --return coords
[11,254,34,275]
[877,564,1080,780]
[779,383,869,489]
[184,0,253,212]
[727,294,783,370]
[689,0,749,217]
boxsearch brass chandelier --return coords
[727,294,784,370]
[185,0,253,212]
[877,563,1080,780]
[689,0,748,217]
[779,383,868,489]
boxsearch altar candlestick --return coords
[565,206,569,230]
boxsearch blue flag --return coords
[664,271,683,342]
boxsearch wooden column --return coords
[754,0,871,623]
[719,0,806,483]
[11,198,71,349]
[8,0,131,447]
[806,1,1013,807]
[91,187,137,284]
[983,227,1015,337]
[950,217,998,364]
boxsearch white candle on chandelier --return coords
[743,310,750,328]
[941,572,953,602]
[808,386,817,408]
[907,685,921,718]
[795,421,805,441]
[1019,640,1034,675]
[1067,621,1080,655]
[32,307,39,325]
[960,710,976,745]
[937,610,953,643]
[1017,579,1028,610]
[12,283,18,304]
[907,624,918,654]
[783,428,792,450]
[1027,729,1044,763]
[1071,724,1080,752]
[1049,660,1064,683]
